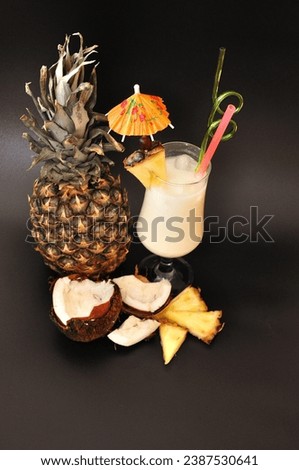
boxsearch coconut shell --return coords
[121,303,154,319]
[50,282,122,342]
[121,295,171,319]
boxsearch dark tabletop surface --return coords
[1,0,299,450]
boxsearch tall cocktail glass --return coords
[137,141,211,293]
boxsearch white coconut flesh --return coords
[52,277,114,326]
[107,315,160,347]
[112,275,171,312]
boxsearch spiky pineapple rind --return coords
[29,167,131,279]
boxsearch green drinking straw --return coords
[196,47,244,171]
[212,47,226,103]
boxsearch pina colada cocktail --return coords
[121,49,243,293]
[137,146,210,258]
[137,142,211,292]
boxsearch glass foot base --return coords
[138,255,194,295]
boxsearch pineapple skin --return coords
[29,164,130,279]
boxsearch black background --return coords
[1,0,299,450]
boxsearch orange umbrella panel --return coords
[107,84,173,139]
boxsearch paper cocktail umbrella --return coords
[107,84,174,141]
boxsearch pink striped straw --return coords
[197,104,236,174]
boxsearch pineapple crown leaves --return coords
[21,32,124,185]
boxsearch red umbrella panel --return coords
[107,84,174,141]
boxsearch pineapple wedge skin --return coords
[159,323,188,365]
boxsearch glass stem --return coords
[154,257,175,281]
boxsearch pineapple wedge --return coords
[159,323,188,365]
[155,286,223,344]
[159,309,223,344]
[159,286,208,313]
[124,144,166,188]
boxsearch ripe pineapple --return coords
[21,33,131,279]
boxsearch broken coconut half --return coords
[50,275,122,342]
[108,315,160,347]
[113,274,171,317]
[106,274,171,347]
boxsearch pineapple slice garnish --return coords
[124,144,166,188]
[155,286,223,346]
[159,323,188,365]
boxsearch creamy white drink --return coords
[137,149,210,258]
